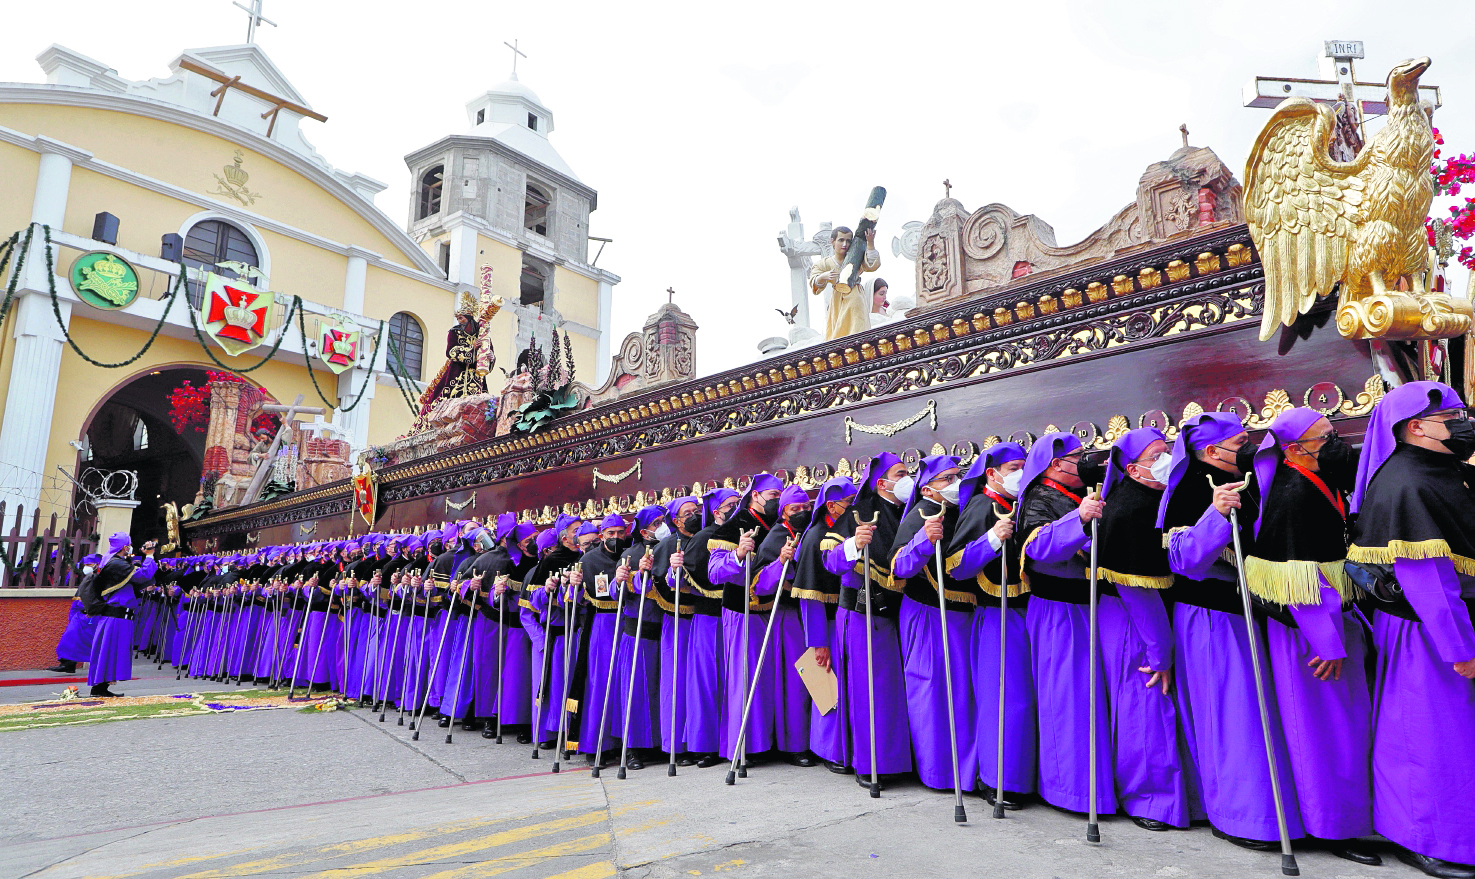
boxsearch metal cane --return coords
[593,566,627,777]
[378,584,404,720]
[494,576,507,744]
[930,511,967,824]
[993,504,1014,820]
[1087,485,1102,844]
[412,578,456,739]
[554,568,577,773]
[855,511,882,798]
[287,581,312,700]
[445,583,479,744]
[1217,474,1298,877]
[668,562,685,777]
[533,572,557,759]
[737,529,757,779]
[726,552,794,786]
[619,557,653,779]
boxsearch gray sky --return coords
[3,0,1472,379]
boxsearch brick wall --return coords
[0,593,71,670]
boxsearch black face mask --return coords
[1233,443,1257,475]
[603,536,631,555]
[1313,435,1358,489]
[681,512,704,535]
[1075,452,1108,489]
[1441,418,1475,460]
[760,497,780,523]
[786,510,812,531]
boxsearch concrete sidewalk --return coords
[0,693,1410,879]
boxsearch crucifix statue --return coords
[232,0,277,43]
[1244,39,1441,161]
[504,39,528,79]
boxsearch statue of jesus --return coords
[809,226,880,341]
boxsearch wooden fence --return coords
[0,502,96,590]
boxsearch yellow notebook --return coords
[794,647,839,715]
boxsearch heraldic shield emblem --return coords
[318,319,361,374]
[201,273,275,356]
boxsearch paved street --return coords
[0,669,1414,879]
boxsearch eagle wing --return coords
[1243,98,1370,341]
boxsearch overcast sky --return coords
[4,0,1473,380]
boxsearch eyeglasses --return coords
[928,473,960,486]
[1422,408,1471,422]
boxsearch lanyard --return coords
[1042,478,1084,505]
[982,486,1014,513]
[1285,460,1346,520]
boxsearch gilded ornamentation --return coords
[1166,260,1191,283]
[445,493,477,512]
[843,398,938,445]
[1339,375,1386,416]
[1181,401,1204,425]
[1255,389,1294,426]
[212,150,261,206]
[1246,56,1471,342]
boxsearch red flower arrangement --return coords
[167,371,280,436]
[1425,128,1475,269]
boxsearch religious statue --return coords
[415,289,504,423]
[1245,56,1471,342]
[160,501,180,553]
[247,428,273,469]
[809,187,886,341]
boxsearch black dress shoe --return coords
[695,753,722,768]
[481,728,497,739]
[538,739,556,750]
[857,773,882,792]
[626,753,645,771]
[1211,827,1276,851]
[982,787,1025,811]
[677,753,697,767]
[822,759,854,775]
[46,663,77,674]
[1130,815,1173,832]
[462,718,485,732]
[1396,848,1475,878]
[781,751,817,767]
[436,716,452,728]
[89,685,124,698]
[517,732,534,744]
[1324,840,1381,866]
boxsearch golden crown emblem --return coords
[223,150,249,187]
[331,338,354,355]
[223,303,256,330]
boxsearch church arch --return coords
[418,164,444,219]
[525,182,551,236]
[177,213,268,308]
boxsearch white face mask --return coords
[1148,453,1174,485]
[1001,470,1024,498]
[82,565,95,576]
[892,475,915,504]
[652,522,672,541]
[937,483,961,506]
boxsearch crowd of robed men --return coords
[58,380,1475,879]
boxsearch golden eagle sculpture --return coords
[1245,57,1471,342]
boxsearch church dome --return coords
[486,77,545,107]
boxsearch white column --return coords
[594,275,613,385]
[0,292,71,513]
[334,365,376,456]
[447,225,477,286]
[342,246,376,314]
[30,137,90,228]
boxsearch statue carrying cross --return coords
[232,0,276,43]
[504,39,528,79]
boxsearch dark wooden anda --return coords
[0,502,98,589]
[186,221,1380,550]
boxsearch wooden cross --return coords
[242,395,323,504]
[942,179,951,198]
[504,39,527,78]
[232,0,277,43]
[1244,40,1441,161]
[1179,123,1189,149]
[666,287,676,304]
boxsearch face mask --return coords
[1309,435,1357,487]
[761,497,780,522]
[681,512,703,534]
[786,510,812,531]
[936,482,961,506]
[603,536,631,555]
[1075,454,1107,489]
[1440,418,1475,459]
[652,522,672,542]
[1001,470,1024,498]
[1148,453,1174,485]
[82,565,95,576]
[892,475,915,504]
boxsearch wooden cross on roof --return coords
[232,0,277,43]
[666,287,676,304]
[504,39,527,79]
[943,179,951,199]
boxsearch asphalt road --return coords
[0,669,1414,879]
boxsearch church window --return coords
[417,165,444,220]
[520,260,547,307]
[387,312,425,381]
[527,113,539,131]
[475,109,485,125]
[525,184,550,236]
[131,415,149,451]
[436,241,451,277]
[182,219,259,308]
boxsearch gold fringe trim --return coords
[1018,526,1046,592]
[946,546,1026,598]
[707,539,738,552]
[1242,557,1356,606]
[1097,567,1174,591]
[912,563,978,607]
[851,558,896,590]
[1347,540,1475,576]
[100,566,137,598]
[790,587,838,604]
[648,591,695,615]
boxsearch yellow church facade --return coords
[0,43,617,538]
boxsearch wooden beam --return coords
[178,58,329,123]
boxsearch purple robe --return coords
[578,611,620,754]
[473,597,532,723]
[55,599,96,664]
[709,549,788,759]
[970,605,1035,793]
[614,576,661,749]
[87,557,154,686]
[660,613,690,754]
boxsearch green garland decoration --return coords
[383,330,423,412]
[181,278,300,374]
[43,225,188,370]
[0,227,34,330]
[294,305,381,413]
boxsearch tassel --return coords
[1097,567,1173,590]
[1347,540,1475,576]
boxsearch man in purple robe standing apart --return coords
[86,534,157,697]
[1347,381,1475,879]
